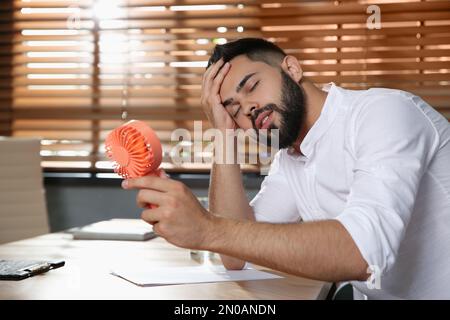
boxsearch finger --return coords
[211,62,230,93]
[212,61,230,81]
[136,189,168,208]
[202,59,219,88]
[152,222,162,236]
[141,207,165,224]
[208,58,224,78]
[204,58,224,87]
[122,174,173,191]
[202,63,214,89]
[202,59,225,106]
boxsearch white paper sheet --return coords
[110,265,282,287]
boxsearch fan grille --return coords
[105,121,160,179]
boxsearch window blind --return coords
[1,0,449,173]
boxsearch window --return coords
[1,0,449,173]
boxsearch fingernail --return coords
[121,180,128,189]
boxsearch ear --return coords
[281,55,303,83]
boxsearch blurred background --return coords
[0,0,449,233]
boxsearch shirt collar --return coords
[288,82,340,160]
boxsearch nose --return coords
[243,101,259,119]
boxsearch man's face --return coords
[219,55,306,148]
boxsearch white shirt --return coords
[250,83,450,299]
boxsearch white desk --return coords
[0,226,331,300]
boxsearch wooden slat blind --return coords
[0,0,449,172]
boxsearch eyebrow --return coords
[222,72,258,108]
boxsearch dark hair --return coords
[206,38,286,69]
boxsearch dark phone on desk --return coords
[0,260,65,280]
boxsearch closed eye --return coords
[250,80,260,92]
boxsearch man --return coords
[122,38,450,299]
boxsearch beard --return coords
[252,70,306,149]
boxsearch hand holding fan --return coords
[105,120,163,208]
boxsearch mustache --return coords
[251,103,282,129]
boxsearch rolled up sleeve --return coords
[335,93,438,274]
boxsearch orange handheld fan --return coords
[105,120,162,179]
